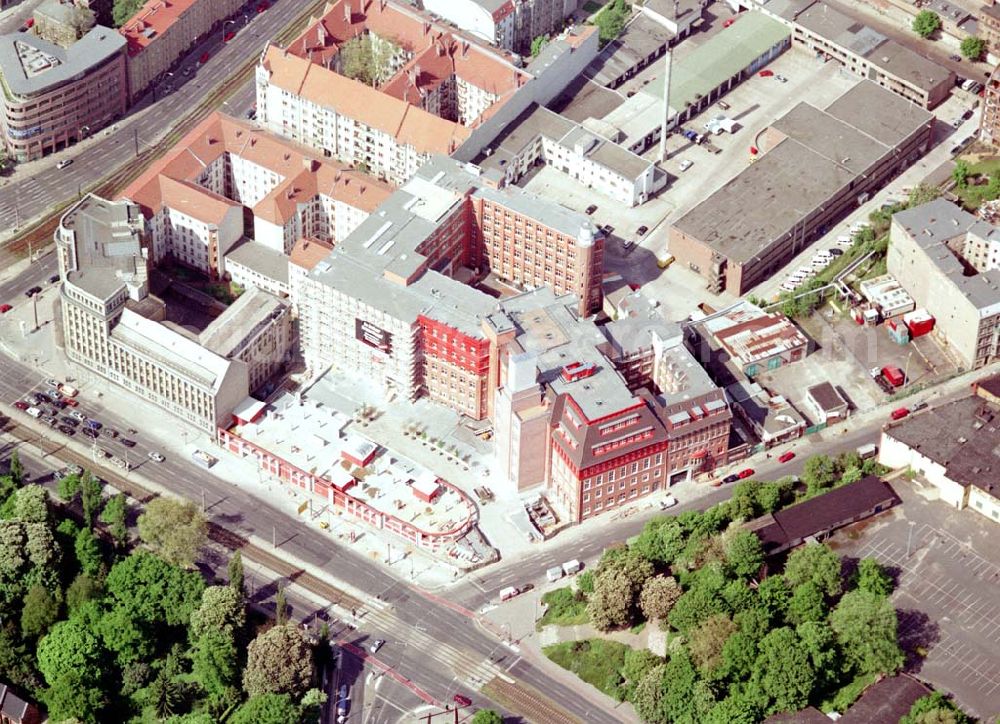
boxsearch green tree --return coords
[80,473,104,529]
[724,530,764,578]
[721,579,755,613]
[706,692,762,724]
[99,493,128,547]
[98,604,154,668]
[797,620,841,689]
[784,544,842,597]
[112,0,144,27]
[960,36,985,60]
[8,451,23,485]
[753,627,815,714]
[137,498,207,568]
[530,35,548,57]
[912,10,941,38]
[757,575,791,622]
[105,552,205,627]
[594,0,630,47]
[621,648,661,699]
[688,614,737,673]
[0,624,42,693]
[192,630,239,698]
[901,692,971,724]
[275,585,288,625]
[37,619,109,722]
[471,710,504,724]
[631,664,667,722]
[74,528,104,576]
[854,557,893,596]
[56,473,82,503]
[146,664,183,720]
[802,455,837,495]
[953,159,971,189]
[907,183,942,207]
[230,693,301,724]
[829,590,904,675]
[228,550,244,595]
[786,581,826,626]
[668,584,725,634]
[588,568,635,630]
[191,585,246,639]
[12,485,49,524]
[638,574,681,621]
[721,629,758,681]
[242,624,313,698]
[20,583,60,639]
[66,573,102,613]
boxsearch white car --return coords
[659,495,678,510]
[148,451,165,463]
[678,159,693,171]
[369,639,385,654]
[775,74,788,83]
[796,266,814,277]
[69,410,87,422]
[780,280,801,292]
[56,159,73,170]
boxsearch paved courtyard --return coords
[830,479,1000,720]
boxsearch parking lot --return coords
[830,480,1000,720]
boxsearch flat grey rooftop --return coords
[224,239,290,286]
[586,13,671,87]
[200,286,290,358]
[550,75,625,124]
[0,25,123,96]
[893,198,1000,312]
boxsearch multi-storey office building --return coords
[491,290,731,522]
[119,0,245,100]
[56,194,291,432]
[120,113,392,279]
[297,155,604,418]
[0,27,126,162]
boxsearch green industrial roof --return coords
[641,12,791,113]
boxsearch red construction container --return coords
[903,308,935,338]
[881,366,905,387]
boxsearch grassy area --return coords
[954,157,1000,210]
[543,639,630,701]
[538,586,589,628]
[818,672,878,714]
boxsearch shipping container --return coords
[903,308,935,338]
[881,366,905,387]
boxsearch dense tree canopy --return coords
[243,624,313,698]
[784,544,842,597]
[137,498,207,569]
[829,591,904,675]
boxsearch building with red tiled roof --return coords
[119,0,245,100]
[119,112,392,280]
[255,0,535,184]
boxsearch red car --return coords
[453,694,472,707]
[224,31,236,42]
[723,17,736,27]
[13,401,28,411]
[25,18,34,28]
[0,303,12,313]
[890,407,910,420]
[199,52,210,64]
[778,451,796,463]
[256,2,269,12]
[738,468,755,479]
[758,69,774,78]
[63,398,79,407]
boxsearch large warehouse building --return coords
[669,80,934,295]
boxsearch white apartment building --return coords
[422,0,576,53]
[121,113,392,279]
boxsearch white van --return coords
[546,566,564,583]
[561,559,583,576]
[499,586,521,601]
[837,234,853,245]
[26,407,42,418]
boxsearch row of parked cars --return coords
[778,218,872,293]
[12,379,166,464]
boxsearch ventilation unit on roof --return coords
[561,361,597,383]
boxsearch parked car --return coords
[950,54,962,62]
[827,247,844,256]
[224,31,236,42]
[717,100,730,110]
[911,401,927,412]
[738,468,755,479]
[722,474,740,484]
[121,438,136,447]
[148,451,165,462]
[86,419,103,431]
[24,286,42,297]
[659,495,678,510]
[637,225,649,236]
[775,74,788,83]
[758,69,774,78]
[63,398,79,407]
[369,638,385,654]
[723,17,736,27]
[585,204,598,215]
[13,401,28,411]
[58,425,75,436]
[890,407,910,421]
[48,274,60,284]
[778,451,796,463]
[256,1,269,11]
[56,159,72,170]
[453,694,473,707]
[678,159,693,171]
[69,410,87,422]
[0,304,12,314]
[82,428,99,439]
[60,416,78,426]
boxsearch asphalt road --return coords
[0,0,290,235]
